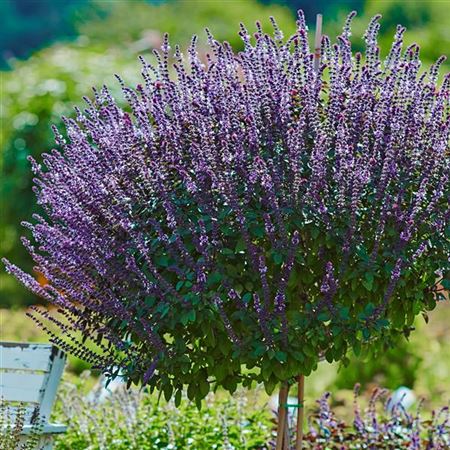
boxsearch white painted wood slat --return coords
[0,343,53,372]
[1,404,39,423]
[21,424,67,435]
[39,347,65,418]
[0,341,67,449]
[0,373,47,402]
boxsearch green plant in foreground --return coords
[54,374,272,450]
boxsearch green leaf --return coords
[187,383,197,401]
[292,351,304,362]
[364,303,375,316]
[199,378,210,398]
[156,255,170,267]
[338,306,350,321]
[253,342,266,358]
[187,309,196,323]
[273,253,283,265]
[205,328,216,346]
[362,328,370,340]
[376,318,389,329]
[174,389,182,407]
[223,376,237,393]
[180,313,188,326]
[311,227,320,239]
[263,377,277,395]
[244,281,253,291]
[362,272,374,291]
[163,383,173,402]
[251,225,265,238]
[273,362,288,380]
[235,238,246,253]
[275,351,287,363]
[214,364,228,382]
[261,360,272,379]
[325,349,334,363]
[157,303,170,318]
[318,312,330,322]
[356,245,369,262]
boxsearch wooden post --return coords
[295,375,305,450]
[314,14,323,73]
[284,409,290,450]
[276,382,289,450]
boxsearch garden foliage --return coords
[3,11,449,404]
[54,374,272,450]
[51,380,450,449]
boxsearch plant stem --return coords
[295,374,305,450]
[276,382,289,450]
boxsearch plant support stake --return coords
[276,383,289,450]
[295,375,305,450]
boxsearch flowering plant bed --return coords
[302,386,449,450]
[48,380,450,449]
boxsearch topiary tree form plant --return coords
[3,10,449,448]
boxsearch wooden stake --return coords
[314,14,323,73]
[295,375,305,450]
[284,413,290,450]
[276,383,289,450]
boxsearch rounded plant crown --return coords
[4,11,449,403]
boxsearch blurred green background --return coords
[1,0,449,407]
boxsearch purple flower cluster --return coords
[3,11,449,393]
[303,385,449,449]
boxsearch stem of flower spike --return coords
[295,374,305,450]
[276,382,289,450]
